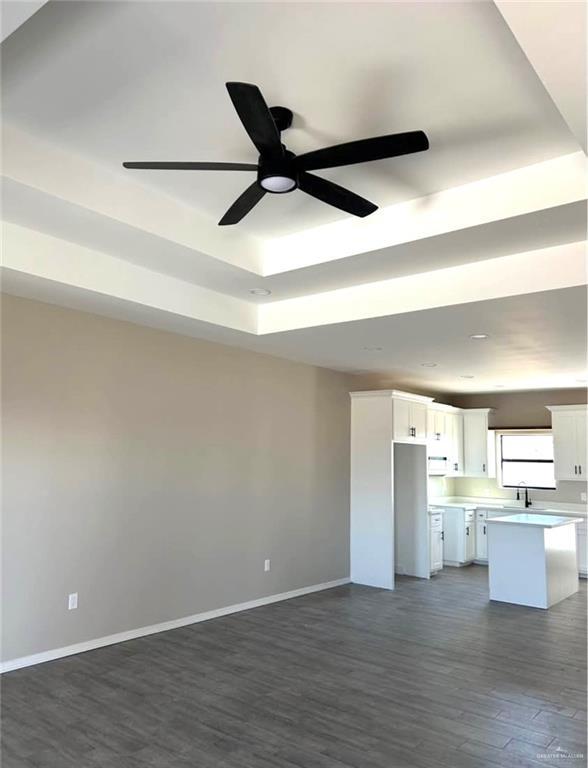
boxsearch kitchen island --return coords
[487,513,580,609]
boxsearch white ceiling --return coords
[1,1,586,394]
[1,0,578,236]
[256,286,588,394]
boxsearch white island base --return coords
[487,514,580,609]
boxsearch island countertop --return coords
[487,513,581,528]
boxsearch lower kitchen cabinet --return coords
[440,507,476,566]
[475,516,488,561]
[430,512,443,574]
[465,517,475,562]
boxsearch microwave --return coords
[428,456,448,475]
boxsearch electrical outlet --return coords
[581,492,587,503]
[68,593,78,610]
[264,559,271,572]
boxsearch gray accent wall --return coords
[1,296,352,662]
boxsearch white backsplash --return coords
[428,475,455,498]
[447,477,586,505]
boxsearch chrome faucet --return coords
[516,482,532,508]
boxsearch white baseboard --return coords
[1,577,350,674]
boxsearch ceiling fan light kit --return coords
[123,82,429,226]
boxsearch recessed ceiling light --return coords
[494,384,505,388]
[421,362,438,368]
[460,375,475,379]
[363,346,383,351]
[470,333,489,340]
[249,288,271,296]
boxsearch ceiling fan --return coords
[123,82,429,226]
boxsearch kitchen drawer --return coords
[430,513,443,527]
[476,510,487,521]
[465,509,475,522]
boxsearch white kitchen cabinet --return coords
[441,507,476,566]
[393,396,428,443]
[350,390,433,589]
[475,514,488,561]
[427,408,447,447]
[546,406,588,481]
[465,519,475,561]
[446,411,464,476]
[430,512,443,574]
[474,508,507,563]
[427,405,464,476]
[463,409,496,478]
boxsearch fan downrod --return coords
[269,106,293,132]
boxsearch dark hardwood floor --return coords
[2,566,586,768]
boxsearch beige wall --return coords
[1,296,352,662]
[447,389,588,428]
[348,373,442,400]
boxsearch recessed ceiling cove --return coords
[1,1,586,392]
[2,1,577,236]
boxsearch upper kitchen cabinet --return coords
[427,404,464,475]
[463,409,496,478]
[546,405,588,481]
[446,410,465,476]
[393,392,431,443]
[427,405,448,448]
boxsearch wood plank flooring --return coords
[2,566,586,767]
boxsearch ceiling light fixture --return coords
[470,333,489,340]
[249,288,271,296]
[421,363,438,368]
[260,175,296,193]
[363,346,383,351]
[460,375,475,379]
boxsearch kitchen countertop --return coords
[429,497,587,518]
[487,513,581,528]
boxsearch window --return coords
[498,431,555,490]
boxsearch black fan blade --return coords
[297,131,429,171]
[123,161,257,171]
[218,181,266,226]
[226,82,284,159]
[298,172,377,218]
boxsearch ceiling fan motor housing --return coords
[258,149,298,193]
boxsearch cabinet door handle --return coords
[575,465,578,475]
[454,463,458,471]
[466,526,470,536]
[441,531,444,541]
[482,463,486,473]
[580,465,583,475]
[483,525,486,535]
